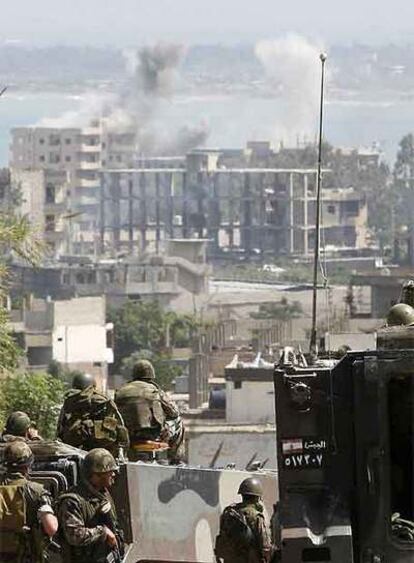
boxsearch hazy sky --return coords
[2,0,414,46]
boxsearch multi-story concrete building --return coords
[100,155,368,259]
[11,168,69,256]
[10,121,137,254]
[10,126,370,260]
[9,295,113,389]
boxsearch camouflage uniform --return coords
[0,411,42,443]
[57,448,124,563]
[0,442,55,563]
[115,359,185,462]
[216,478,272,563]
[57,374,129,457]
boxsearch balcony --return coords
[78,161,100,171]
[78,178,100,188]
[81,144,102,153]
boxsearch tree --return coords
[249,297,303,321]
[120,350,182,390]
[0,213,42,373]
[107,300,168,371]
[0,373,65,438]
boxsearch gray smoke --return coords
[255,34,326,146]
[105,43,208,155]
[38,43,208,156]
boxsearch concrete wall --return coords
[226,380,275,424]
[53,296,105,325]
[53,325,110,363]
[186,424,277,470]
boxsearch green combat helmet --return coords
[399,279,414,308]
[4,441,34,468]
[132,359,155,381]
[4,411,32,437]
[82,448,119,477]
[386,303,414,327]
[238,477,264,498]
[72,372,96,390]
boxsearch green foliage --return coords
[108,300,167,370]
[120,350,182,391]
[108,299,200,376]
[0,373,65,438]
[0,213,42,374]
[250,297,303,321]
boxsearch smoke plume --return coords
[38,43,208,156]
[255,34,326,146]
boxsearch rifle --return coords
[98,500,125,563]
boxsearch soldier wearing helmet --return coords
[115,359,185,463]
[57,372,129,457]
[1,411,42,442]
[0,441,58,562]
[58,448,125,563]
[386,303,414,327]
[215,477,272,563]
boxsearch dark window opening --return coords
[45,215,55,232]
[234,380,242,389]
[45,183,55,204]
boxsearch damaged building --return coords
[100,150,368,259]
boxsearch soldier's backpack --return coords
[0,479,28,561]
[215,505,255,560]
[60,387,128,451]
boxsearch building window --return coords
[49,134,61,146]
[116,155,122,162]
[39,138,45,145]
[327,204,336,214]
[39,155,45,162]
[49,153,60,164]
[63,273,70,284]
[234,380,242,389]
[343,200,359,216]
[65,138,72,145]
[45,183,55,204]
[65,156,71,162]
[76,273,85,284]
[45,215,55,232]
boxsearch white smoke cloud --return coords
[255,34,327,146]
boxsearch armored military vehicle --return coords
[0,439,277,562]
[273,324,414,563]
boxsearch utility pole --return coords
[310,53,327,356]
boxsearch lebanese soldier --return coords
[0,441,58,562]
[57,372,129,457]
[215,477,272,563]
[1,411,42,442]
[386,302,414,327]
[115,359,185,463]
[58,448,124,563]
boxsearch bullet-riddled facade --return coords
[100,160,368,258]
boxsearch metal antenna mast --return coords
[309,53,327,356]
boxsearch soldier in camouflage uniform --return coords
[0,441,58,562]
[115,359,185,463]
[0,411,42,442]
[215,477,272,563]
[57,372,129,458]
[58,448,125,563]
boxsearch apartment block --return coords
[100,155,368,259]
[10,120,136,254]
